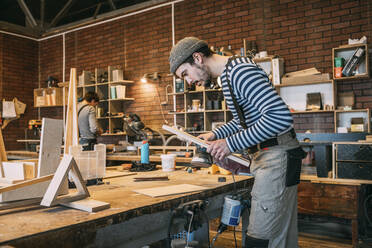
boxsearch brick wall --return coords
[0,34,39,150]
[1,0,372,149]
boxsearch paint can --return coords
[221,195,242,226]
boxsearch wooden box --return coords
[34,87,65,107]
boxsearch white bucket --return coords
[161,154,176,172]
[221,195,242,226]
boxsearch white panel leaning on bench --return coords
[38,118,63,177]
[40,154,110,212]
[2,162,25,180]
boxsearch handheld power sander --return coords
[191,145,213,168]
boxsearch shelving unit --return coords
[332,43,369,80]
[275,80,336,113]
[335,109,371,133]
[169,88,231,133]
[275,79,371,133]
[77,66,134,135]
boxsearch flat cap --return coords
[169,37,208,74]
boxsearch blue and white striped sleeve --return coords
[212,118,240,139]
[226,65,293,152]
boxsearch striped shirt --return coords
[212,57,293,152]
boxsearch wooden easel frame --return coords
[41,155,89,207]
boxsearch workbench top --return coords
[0,169,253,247]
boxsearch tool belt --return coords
[247,128,296,154]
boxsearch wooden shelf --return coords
[275,80,333,88]
[108,98,134,101]
[334,74,369,81]
[205,109,226,113]
[205,89,222,92]
[109,80,134,85]
[187,90,204,94]
[291,110,334,114]
[81,66,134,135]
[168,111,185,115]
[186,111,204,114]
[101,132,127,136]
[167,92,185,96]
[335,108,369,113]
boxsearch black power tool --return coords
[191,145,213,168]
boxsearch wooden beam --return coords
[64,68,79,154]
[0,21,40,38]
[0,129,8,163]
[49,0,76,28]
[107,0,116,10]
[93,3,102,19]
[43,0,168,36]
[0,175,53,194]
[17,0,37,28]
[40,0,45,29]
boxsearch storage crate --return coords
[69,144,106,181]
[34,87,66,107]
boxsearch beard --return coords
[194,63,211,85]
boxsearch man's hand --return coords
[197,132,216,141]
[207,139,231,161]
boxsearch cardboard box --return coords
[350,117,365,132]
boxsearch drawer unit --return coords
[333,142,372,181]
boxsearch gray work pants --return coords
[247,137,299,248]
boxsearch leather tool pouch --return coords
[286,147,307,187]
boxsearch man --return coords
[78,91,101,151]
[169,37,305,248]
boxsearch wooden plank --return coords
[0,129,8,163]
[0,174,53,193]
[37,118,63,177]
[0,178,24,184]
[23,162,36,179]
[40,155,89,207]
[61,198,110,212]
[0,197,42,211]
[283,67,320,77]
[103,171,137,180]
[64,68,79,154]
[281,73,330,85]
[162,125,251,167]
[133,176,169,182]
[133,184,209,198]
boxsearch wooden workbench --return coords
[299,174,364,248]
[0,169,253,248]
